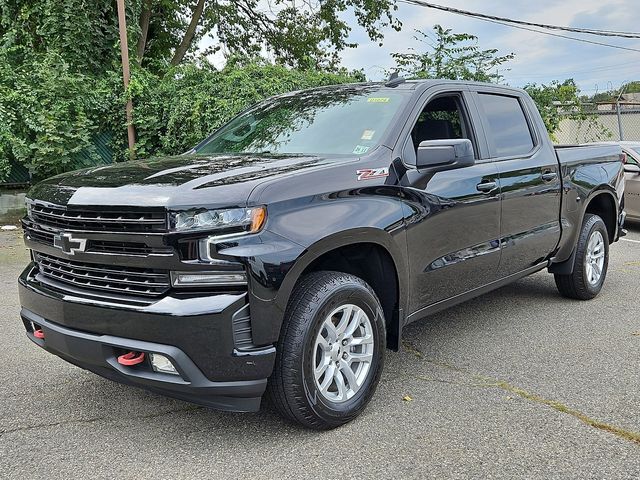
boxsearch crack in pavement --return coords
[401,341,640,446]
[0,405,203,437]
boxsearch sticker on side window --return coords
[356,167,389,181]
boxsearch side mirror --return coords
[624,163,640,174]
[416,139,475,173]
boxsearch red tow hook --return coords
[33,329,45,339]
[117,351,146,366]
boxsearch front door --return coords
[399,92,502,315]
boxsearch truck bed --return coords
[554,143,622,166]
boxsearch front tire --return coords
[554,213,609,300]
[267,271,385,429]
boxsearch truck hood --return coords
[27,153,339,208]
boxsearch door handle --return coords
[541,171,558,182]
[476,181,497,193]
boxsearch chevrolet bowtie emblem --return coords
[53,233,87,255]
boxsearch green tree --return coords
[109,58,361,161]
[391,25,514,82]
[132,0,402,70]
[0,0,396,180]
[524,80,610,141]
[622,81,640,94]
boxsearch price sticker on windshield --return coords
[367,97,390,103]
[361,130,375,140]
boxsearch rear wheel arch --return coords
[583,189,618,243]
[550,188,618,275]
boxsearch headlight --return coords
[170,206,266,234]
[25,201,32,219]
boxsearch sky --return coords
[336,0,639,95]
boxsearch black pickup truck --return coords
[18,79,626,429]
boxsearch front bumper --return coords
[18,264,276,412]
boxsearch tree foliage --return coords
[109,59,361,161]
[524,80,610,141]
[584,80,640,104]
[132,0,401,70]
[0,0,385,180]
[0,50,112,179]
[392,25,514,82]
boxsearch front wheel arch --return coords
[274,230,407,350]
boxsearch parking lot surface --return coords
[1,225,639,479]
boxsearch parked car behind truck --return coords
[18,79,626,429]
[591,141,640,221]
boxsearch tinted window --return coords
[405,95,474,163]
[195,88,410,156]
[478,94,534,157]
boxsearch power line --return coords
[479,16,640,54]
[397,0,640,54]
[398,0,640,39]
[506,61,639,79]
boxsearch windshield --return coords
[194,87,410,156]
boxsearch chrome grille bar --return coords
[35,252,170,297]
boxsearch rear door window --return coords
[478,93,534,157]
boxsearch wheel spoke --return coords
[316,335,331,352]
[339,361,360,393]
[348,351,373,364]
[335,305,353,335]
[593,262,602,276]
[315,357,330,380]
[319,364,335,392]
[343,308,363,338]
[334,369,347,401]
[322,319,338,342]
[350,334,373,346]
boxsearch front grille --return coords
[30,202,167,232]
[86,240,171,256]
[34,252,171,297]
[23,225,171,256]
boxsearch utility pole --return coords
[615,82,627,141]
[116,0,136,160]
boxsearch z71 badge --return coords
[356,167,389,181]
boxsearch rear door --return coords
[471,88,562,276]
[397,86,502,314]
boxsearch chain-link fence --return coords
[554,103,640,144]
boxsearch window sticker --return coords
[353,145,370,155]
[367,97,390,103]
[361,129,375,140]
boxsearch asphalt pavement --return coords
[1,225,639,479]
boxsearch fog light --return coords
[171,271,247,287]
[149,353,179,375]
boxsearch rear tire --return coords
[267,271,385,429]
[554,213,609,300]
